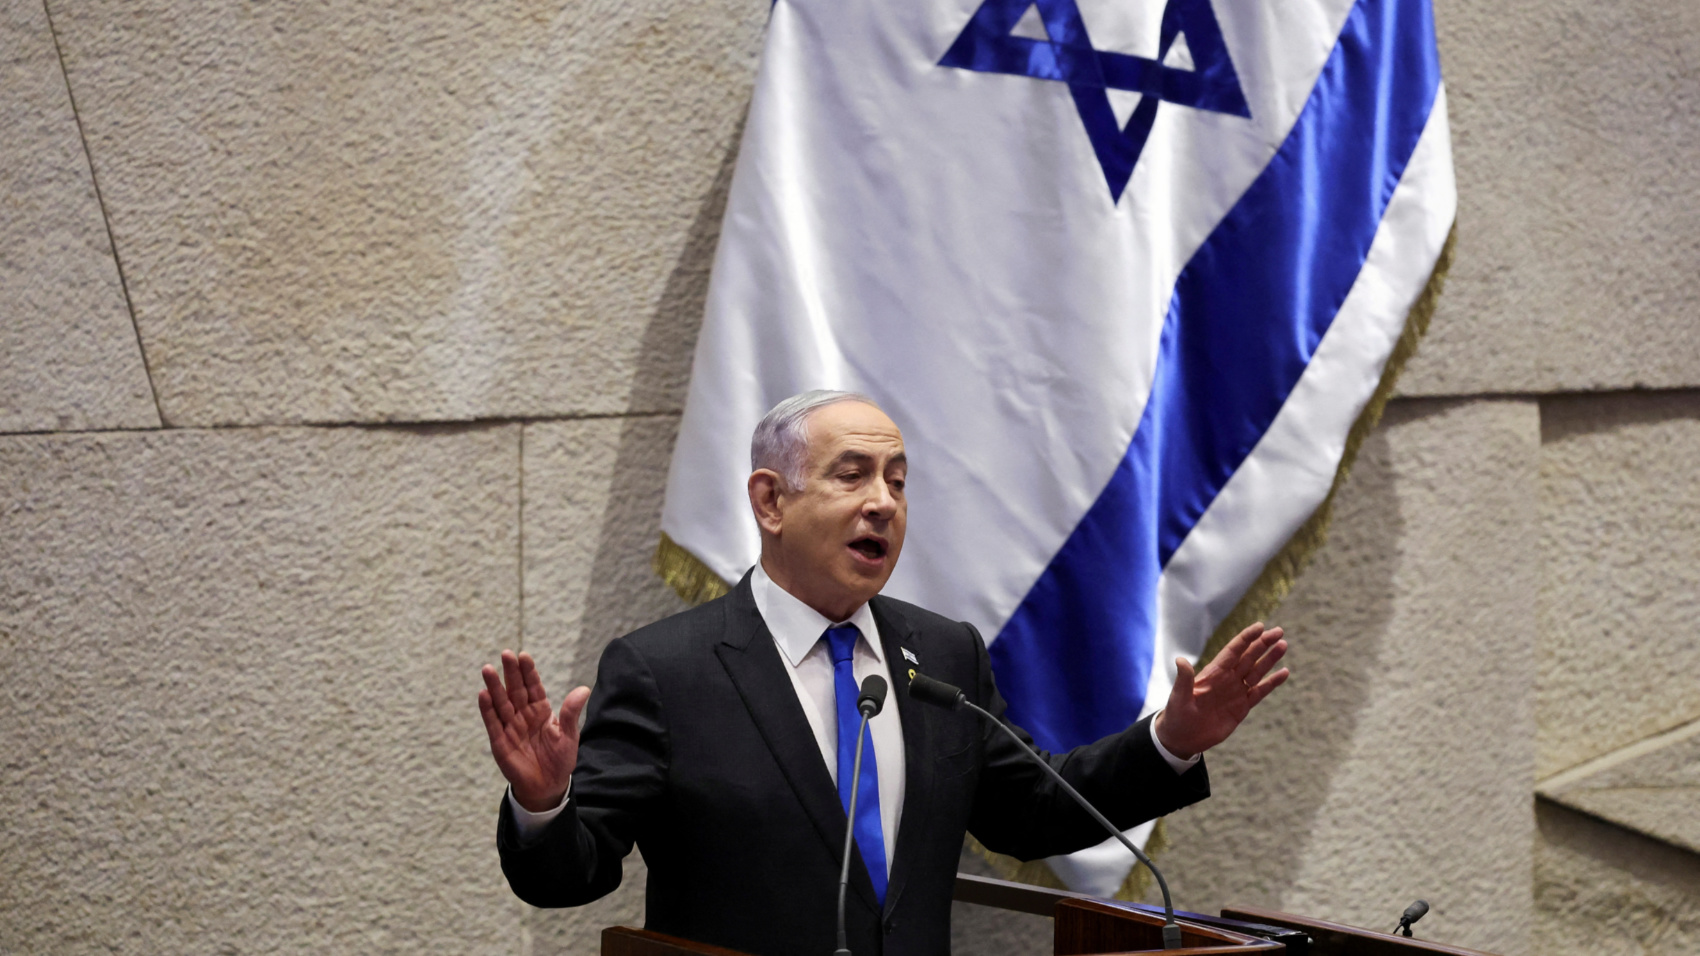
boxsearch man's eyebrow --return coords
[825,450,876,470]
[824,449,906,470]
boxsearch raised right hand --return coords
[478,650,592,813]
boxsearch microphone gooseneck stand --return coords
[908,672,1185,951]
[834,675,888,956]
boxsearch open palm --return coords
[1154,622,1289,759]
[477,650,591,812]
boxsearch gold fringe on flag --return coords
[649,223,1456,904]
[654,531,731,605]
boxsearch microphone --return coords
[1395,899,1429,937]
[858,675,888,718]
[906,672,963,710]
[835,675,887,956]
[907,672,1185,950]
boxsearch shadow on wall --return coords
[1537,388,1700,777]
[623,105,747,417]
[1539,388,1700,444]
[1534,800,1700,955]
[1154,405,1414,914]
[519,107,745,956]
[573,103,748,676]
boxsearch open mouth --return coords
[848,536,888,561]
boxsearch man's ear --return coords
[748,470,785,536]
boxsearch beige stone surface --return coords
[1399,0,1700,396]
[0,425,523,954]
[516,414,686,949]
[1538,718,1700,856]
[519,415,687,685]
[1537,391,1700,779]
[0,0,158,433]
[1158,398,1541,956]
[47,0,762,427]
[1534,801,1700,956]
[8,5,1695,956]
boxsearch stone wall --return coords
[3,0,1696,953]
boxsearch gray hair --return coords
[751,390,882,490]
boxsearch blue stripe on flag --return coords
[990,0,1443,753]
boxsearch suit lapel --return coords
[871,596,932,919]
[714,575,882,913]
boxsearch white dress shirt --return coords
[508,567,1198,860]
[748,562,905,875]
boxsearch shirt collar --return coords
[750,562,883,667]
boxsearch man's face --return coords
[764,401,907,619]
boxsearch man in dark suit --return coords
[478,391,1288,956]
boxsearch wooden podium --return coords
[600,873,1505,956]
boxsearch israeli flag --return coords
[658,0,1455,895]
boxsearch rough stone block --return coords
[1158,398,1540,956]
[1398,0,1700,395]
[516,414,687,947]
[1534,802,1700,956]
[520,414,687,684]
[1538,719,1700,857]
[47,0,762,427]
[0,0,158,433]
[0,425,522,954]
[1538,391,1700,779]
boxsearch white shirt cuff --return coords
[1149,714,1202,774]
[507,781,571,843]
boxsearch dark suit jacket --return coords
[497,573,1210,956]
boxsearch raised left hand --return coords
[1153,622,1289,759]
[477,650,591,813]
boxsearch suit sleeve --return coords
[961,622,1212,861]
[496,637,669,907]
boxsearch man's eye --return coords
[890,479,905,492]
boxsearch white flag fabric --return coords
[659,0,1455,896]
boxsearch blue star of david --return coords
[940,0,1251,202]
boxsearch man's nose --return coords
[863,477,897,517]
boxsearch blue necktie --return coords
[825,624,888,905]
